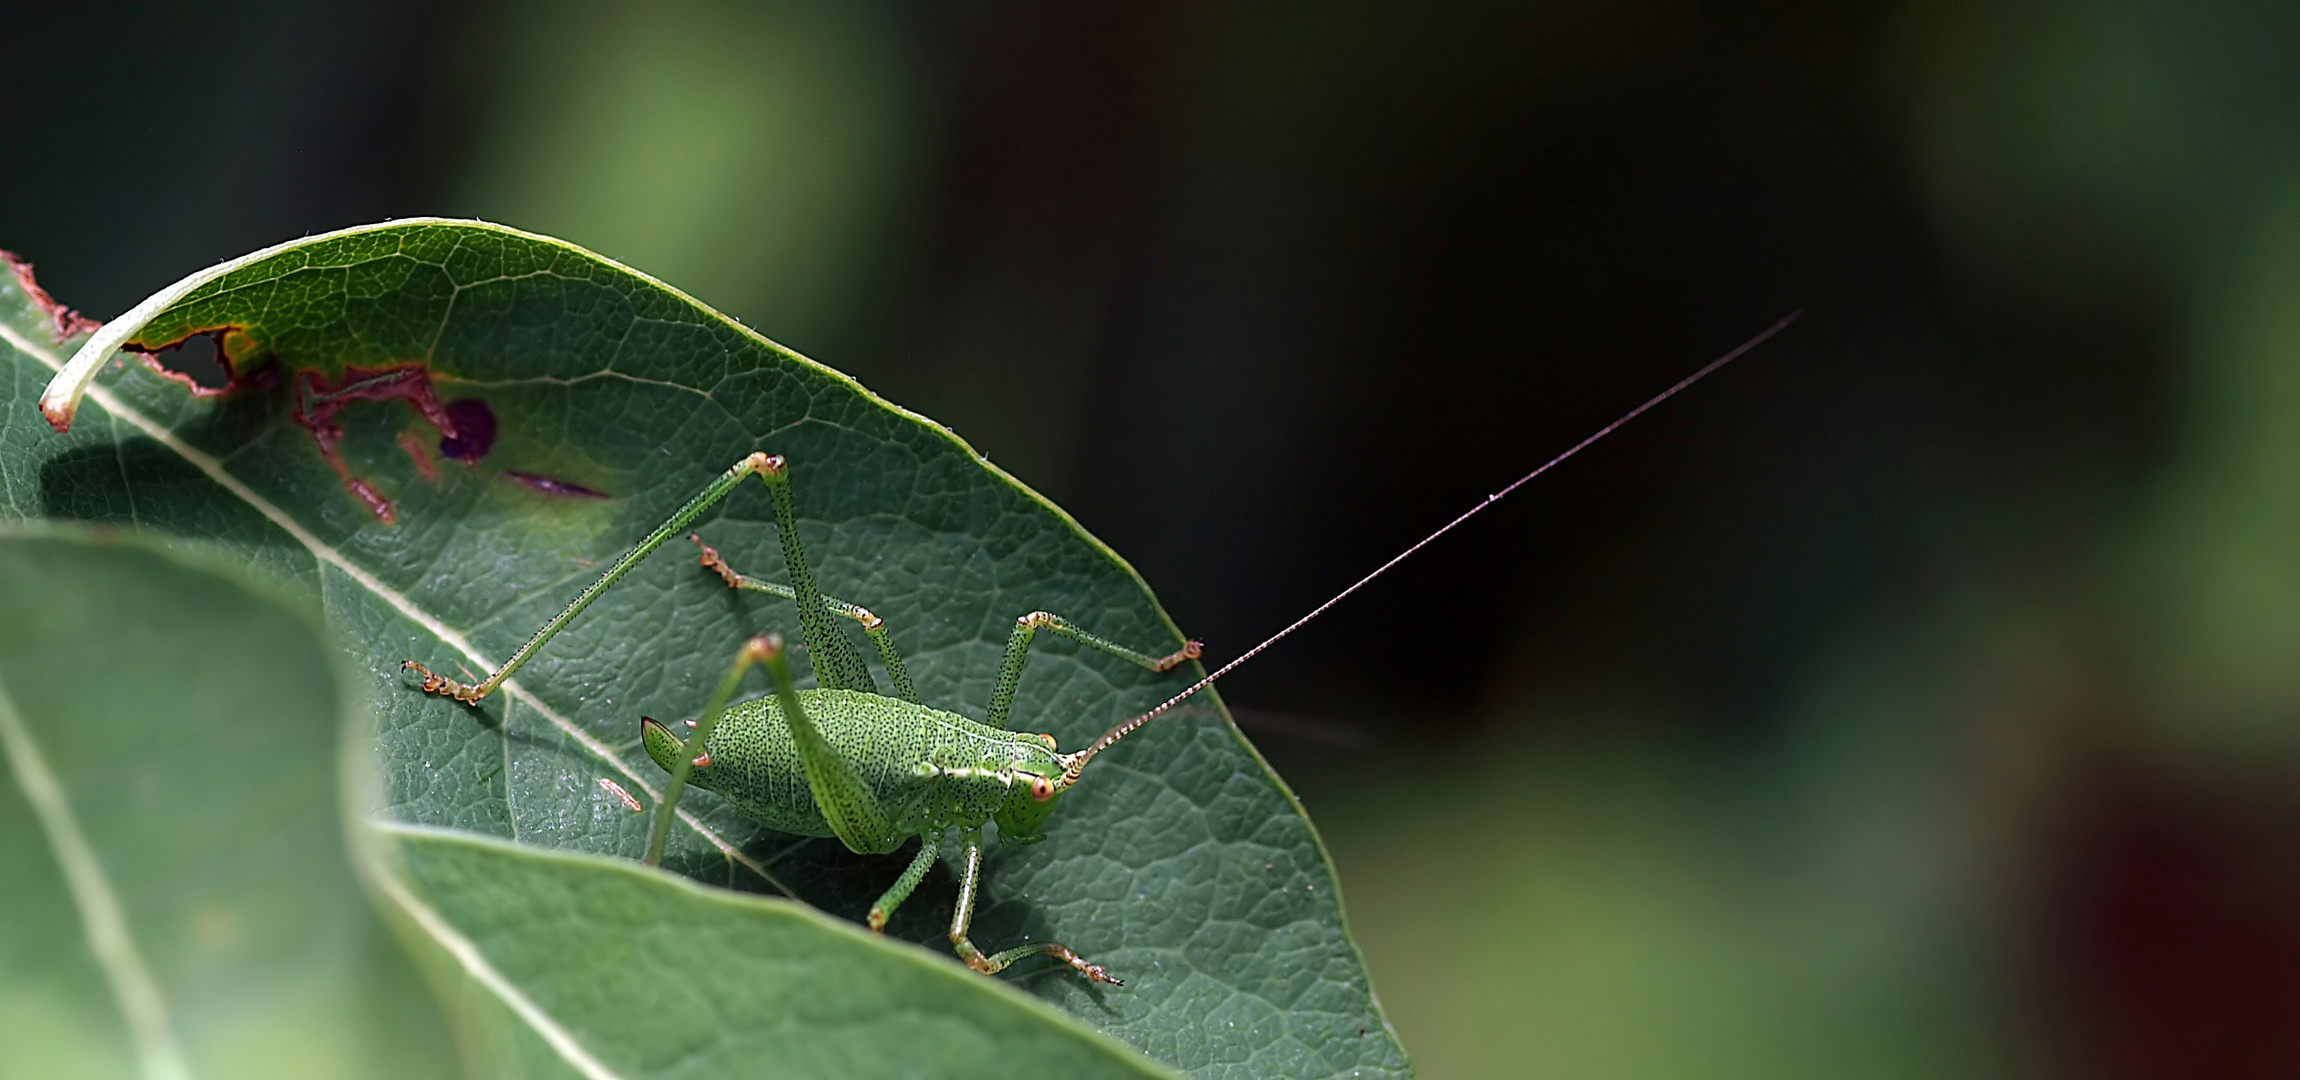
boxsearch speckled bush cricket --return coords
[404,312,1798,984]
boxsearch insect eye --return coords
[1036,733,1057,750]
[1029,776,1056,801]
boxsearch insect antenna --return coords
[1058,310,1802,785]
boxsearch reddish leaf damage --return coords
[124,325,503,522]
[1,250,102,343]
[293,364,477,525]
[57,308,587,522]
[397,429,441,482]
[132,328,258,398]
[504,470,609,499]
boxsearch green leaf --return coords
[0,525,459,1079]
[382,825,1170,1078]
[3,220,1410,1079]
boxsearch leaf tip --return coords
[38,391,77,432]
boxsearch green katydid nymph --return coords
[403,312,1798,985]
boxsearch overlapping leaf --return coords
[0,527,458,1079]
[382,825,1172,1079]
[0,221,1410,1079]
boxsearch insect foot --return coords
[400,660,485,704]
[956,939,1124,987]
[690,533,746,589]
[1045,946,1122,986]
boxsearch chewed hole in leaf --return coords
[133,328,252,396]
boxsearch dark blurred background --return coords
[8,1,2299,1074]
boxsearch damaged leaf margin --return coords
[38,247,224,430]
[2,252,100,347]
[39,222,492,430]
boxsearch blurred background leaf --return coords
[5,0,2300,1075]
[458,0,921,354]
[0,527,458,1079]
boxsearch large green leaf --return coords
[0,526,458,1079]
[2,221,1410,1078]
[381,825,1169,1079]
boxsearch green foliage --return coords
[384,826,1167,1078]
[1,221,1409,1078]
[0,527,457,1079]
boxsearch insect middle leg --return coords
[948,829,1119,985]
[984,611,1200,730]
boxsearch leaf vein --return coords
[0,673,191,1080]
[363,834,626,1080]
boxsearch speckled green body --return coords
[643,688,1068,853]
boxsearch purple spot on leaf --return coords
[505,471,609,499]
[439,399,496,462]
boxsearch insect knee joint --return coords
[1152,639,1204,672]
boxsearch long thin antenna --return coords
[1060,309,1803,784]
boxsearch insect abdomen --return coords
[683,689,1036,844]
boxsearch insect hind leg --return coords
[401,452,789,705]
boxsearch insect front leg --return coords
[984,611,1201,730]
[690,533,920,703]
[947,829,1120,985]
